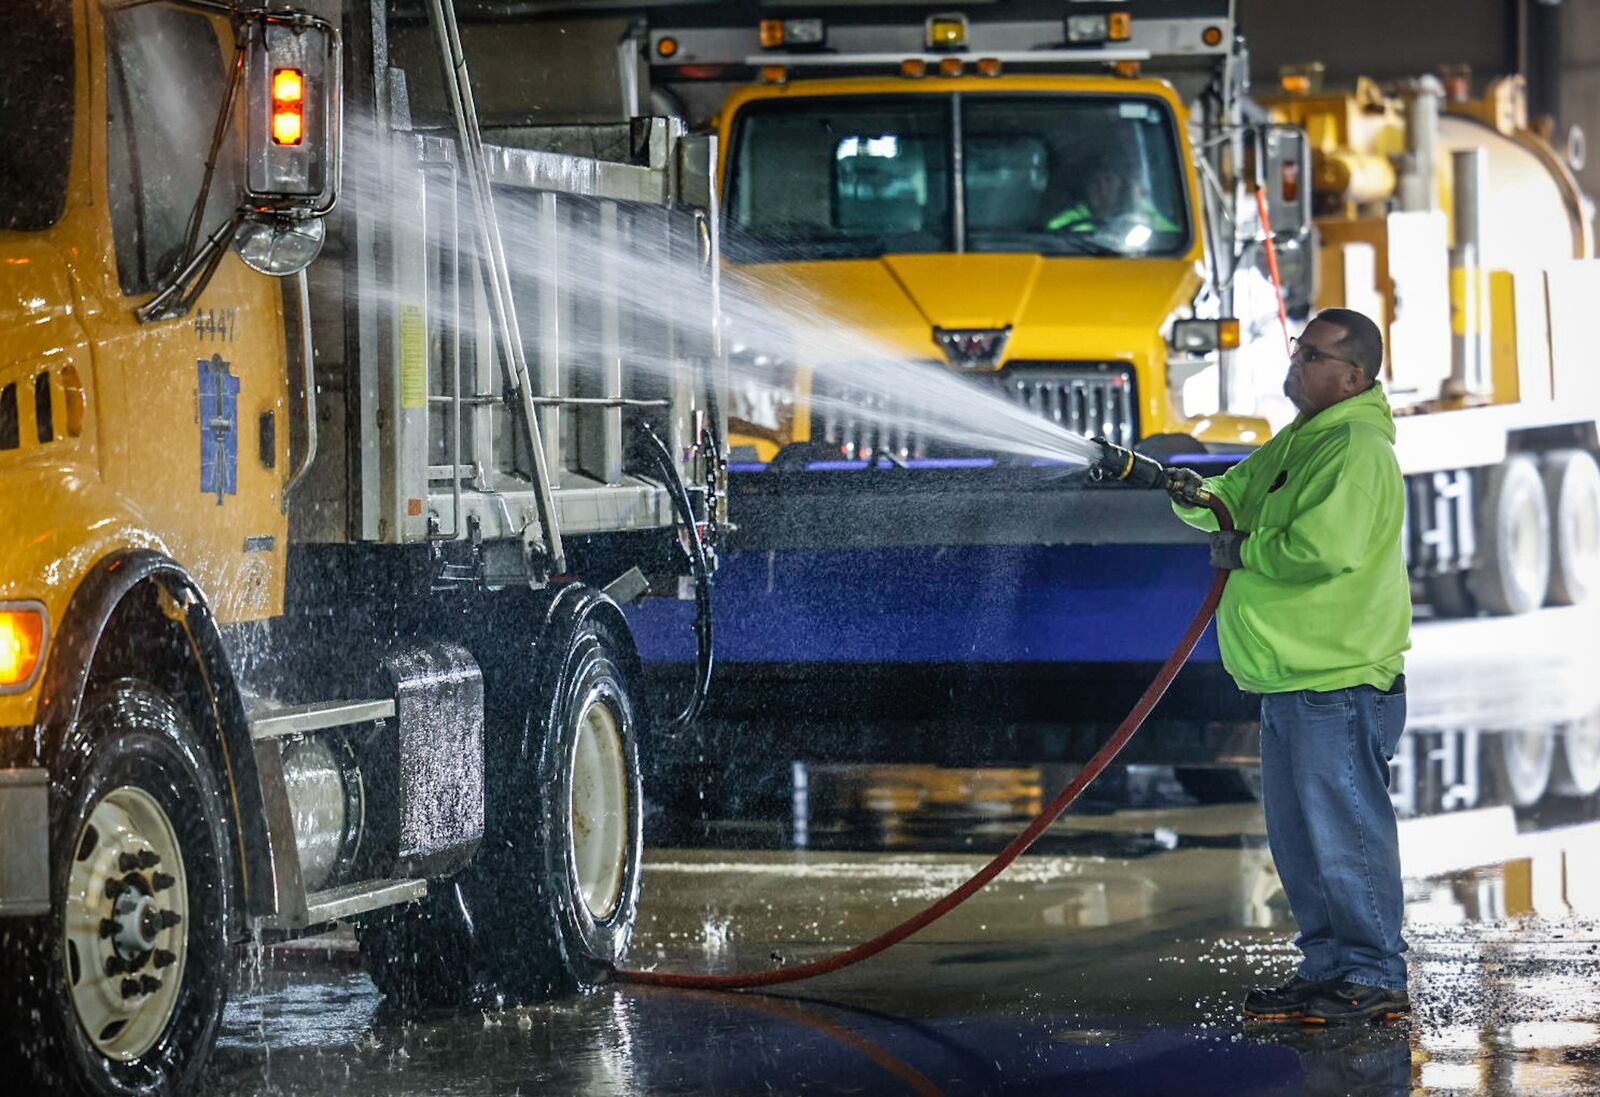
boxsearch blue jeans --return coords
[1259,682,1408,990]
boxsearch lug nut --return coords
[99,918,118,939]
[120,977,143,999]
[157,910,182,929]
[153,949,176,969]
[105,955,128,976]
[151,872,175,892]
[138,850,160,868]
[104,878,127,900]
[139,975,162,995]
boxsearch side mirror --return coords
[1255,124,1311,239]
[238,12,341,276]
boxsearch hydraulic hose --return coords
[618,483,1233,991]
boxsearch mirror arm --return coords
[136,212,244,324]
[179,30,248,268]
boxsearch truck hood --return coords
[733,254,1202,365]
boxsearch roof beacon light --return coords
[925,13,968,52]
[271,66,304,146]
[761,17,826,50]
[1066,14,1109,44]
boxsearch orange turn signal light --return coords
[759,19,784,49]
[0,606,45,689]
[758,64,789,85]
[1114,59,1142,78]
[271,66,304,147]
[656,36,679,59]
[1219,319,1242,350]
[1108,12,1133,41]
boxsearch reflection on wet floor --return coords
[211,770,1600,1096]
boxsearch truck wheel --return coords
[1551,718,1600,797]
[1,681,234,1096]
[1483,729,1555,807]
[357,604,643,1007]
[1542,449,1600,606]
[1175,766,1263,804]
[1467,455,1551,616]
[495,609,643,995]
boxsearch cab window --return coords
[105,3,239,295]
[1,0,75,232]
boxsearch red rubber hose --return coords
[619,496,1235,990]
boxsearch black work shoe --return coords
[1242,975,1329,1021]
[1300,980,1411,1025]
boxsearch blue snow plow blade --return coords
[627,455,1240,666]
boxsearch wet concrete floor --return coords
[209,794,1600,1095]
[208,608,1600,1094]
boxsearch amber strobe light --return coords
[272,67,305,146]
[0,607,45,688]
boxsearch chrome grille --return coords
[814,363,1137,460]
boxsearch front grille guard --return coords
[813,363,1138,461]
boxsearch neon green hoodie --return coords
[1174,382,1411,694]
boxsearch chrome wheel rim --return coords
[570,694,629,922]
[64,785,189,1061]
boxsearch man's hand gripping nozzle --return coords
[1090,438,1212,507]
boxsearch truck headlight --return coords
[1171,318,1241,353]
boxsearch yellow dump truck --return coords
[0,1,721,1090]
[630,2,1600,811]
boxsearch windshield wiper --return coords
[1046,236,1123,257]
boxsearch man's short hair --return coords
[1313,308,1384,385]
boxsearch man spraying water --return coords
[1166,308,1413,1024]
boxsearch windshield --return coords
[725,93,1190,262]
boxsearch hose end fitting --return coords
[1090,438,1166,490]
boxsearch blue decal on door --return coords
[198,354,239,503]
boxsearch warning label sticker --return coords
[400,303,427,409]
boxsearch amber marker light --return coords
[1108,12,1133,41]
[759,19,784,48]
[976,57,1002,77]
[656,36,679,59]
[1219,319,1242,350]
[938,56,964,77]
[1114,59,1142,78]
[900,58,928,78]
[271,66,305,146]
[1202,25,1225,47]
[758,64,789,85]
[0,606,45,689]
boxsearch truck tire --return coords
[1175,766,1263,804]
[1483,729,1555,807]
[1421,570,1477,618]
[1467,455,1551,616]
[358,600,643,1007]
[1551,717,1600,797]
[0,681,235,1097]
[1541,449,1600,606]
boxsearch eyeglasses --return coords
[1289,336,1360,371]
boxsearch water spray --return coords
[618,468,1234,991]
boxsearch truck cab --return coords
[651,4,1300,463]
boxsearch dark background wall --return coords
[1238,0,1597,199]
